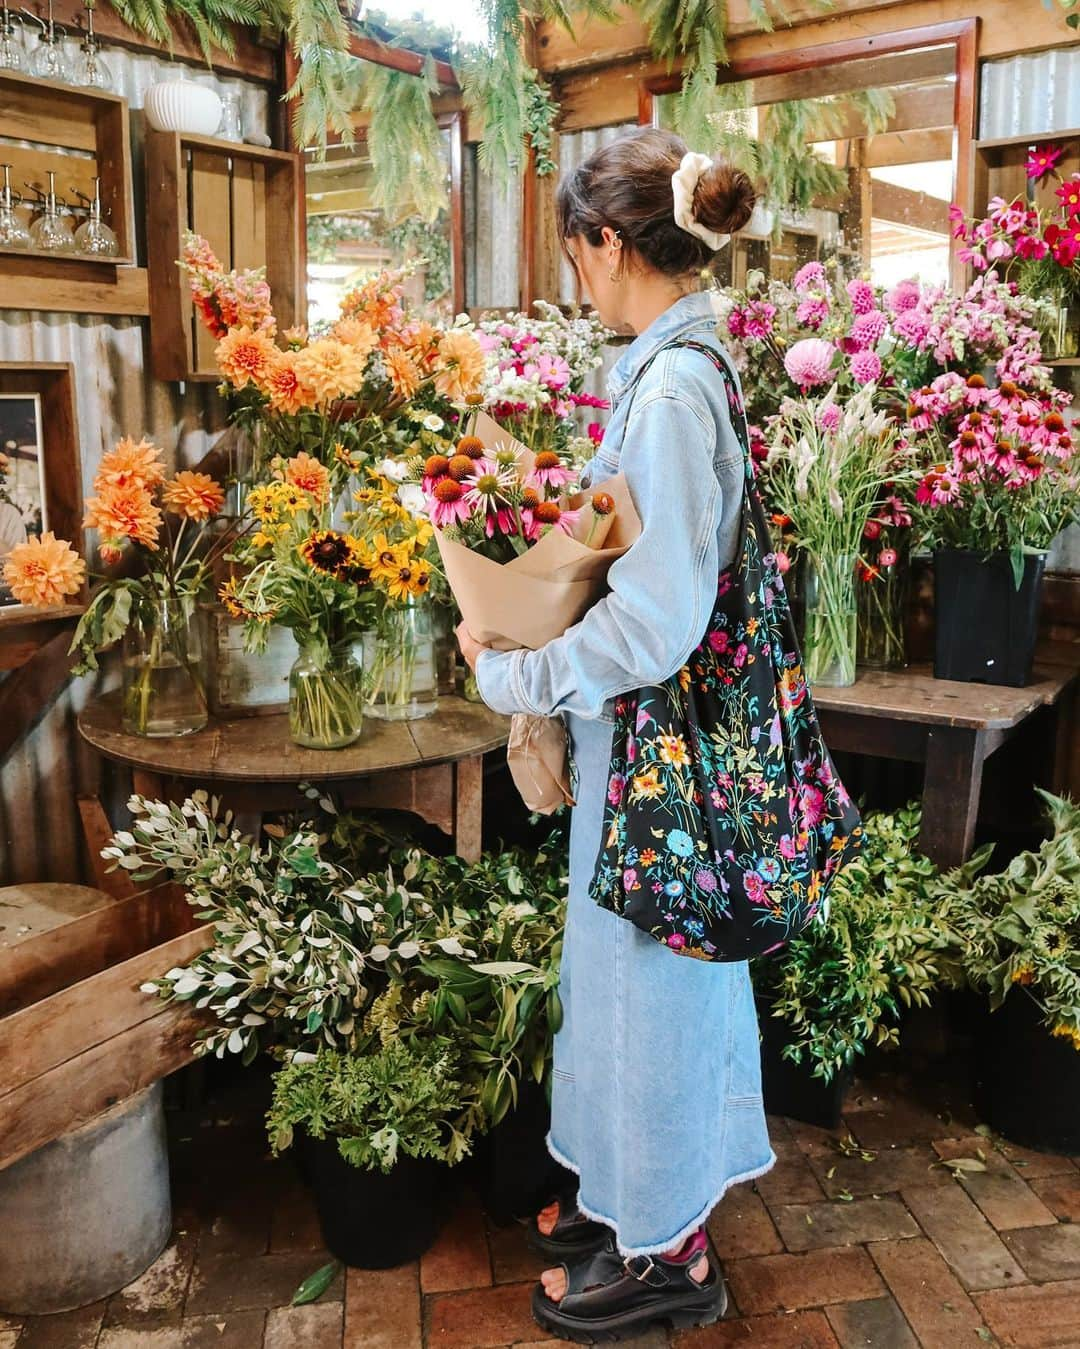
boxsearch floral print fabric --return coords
[590,340,862,961]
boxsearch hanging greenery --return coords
[362,58,447,221]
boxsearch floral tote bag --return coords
[590,338,862,962]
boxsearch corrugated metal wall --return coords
[0,50,269,886]
[465,146,522,310]
[979,48,1080,141]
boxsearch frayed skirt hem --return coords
[544,1129,778,1259]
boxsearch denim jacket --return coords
[474,291,746,723]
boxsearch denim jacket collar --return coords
[607,291,719,407]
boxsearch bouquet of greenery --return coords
[932,789,1080,1051]
[753,804,944,1082]
[267,1040,475,1172]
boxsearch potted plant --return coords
[751,804,943,1126]
[906,368,1080,686]
[267,1040,474,1266]
[932,789,1080,1152]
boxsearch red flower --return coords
[1026,144,1064,182]
[1057,177,1080,218]
[879,548,898,568]
[863,519,882,541]
[1046,221,1080,267]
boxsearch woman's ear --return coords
[600,225,622,251]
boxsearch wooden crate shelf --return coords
[145,129,302,382]
[972,127,1080,217]
[0,69,136,286]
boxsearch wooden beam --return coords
[871,178,950,233]
[0,629,75,763]
[863,126,954,167]
[749,45,956,105]
[0,263,149,317]
[808,85,955,144]
[347,32,457,88]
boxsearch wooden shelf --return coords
[0,70,136,307]
[974,128,1080,151]
[1047,358,1080,368]
[145,128,302,382]
[972,128,1079,219]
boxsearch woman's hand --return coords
[456,621,491,674]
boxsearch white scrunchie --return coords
[671,151,730,252]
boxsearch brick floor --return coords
[4,1063,1080,1347]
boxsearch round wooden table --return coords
[78,692,510,861]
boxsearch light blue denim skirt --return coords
[546,712,776,1259]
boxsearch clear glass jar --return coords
[217,92,243,142]
[802,552,858,688]
[362,603,438,721]
[288,641,364,749]
[121,599,208,737]
[429,602,458,697]
[857,535,909,672]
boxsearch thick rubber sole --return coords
[529,1274,728,1344]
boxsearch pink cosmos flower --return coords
[850,350,882,385]
[784,338,836,390]
[1027,144,1064,182]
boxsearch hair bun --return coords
[693,162,757,237]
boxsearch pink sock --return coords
[660,1227,707,1262]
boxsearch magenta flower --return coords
[817,402,842,432]
[666,933,687,949]
[784,338,836,390]
[846,279,876,315]
[850,350,882,385]
[1026,144,1064,182]
[796,296,830,330]
[885,278,921,314]
[793,261,827,294]
[850,310,888,350]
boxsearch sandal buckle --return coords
[623,1254,667,1287]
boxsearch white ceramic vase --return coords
[144,77,223,136]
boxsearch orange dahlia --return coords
[332,318,378,361]
[293,338,370,404]
[216,326,279,391]
[284,451,330,507]
[84,481,162,550]
[385,346,421,398]
[434,329,486,401]
[163,470,226,521]
[263,351,317,415]
[95,437,166,491]
[3,532,85,606]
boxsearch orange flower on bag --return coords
[163,470,226,521]
[216,326,279,390]
[3,532,85,606]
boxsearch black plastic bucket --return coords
[756,993,850,1129]
[934,549,1045,687]
[298,1132,448,1267]
[974,991,1080,1153]
[473,1079,570,1225]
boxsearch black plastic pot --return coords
[297,1132,448,1267]
[934,549,1045,687]
[974,991,1080,1153]
[755,993,850,1129]
[473,1079,570,1225]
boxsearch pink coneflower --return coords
[462,457,517,520]
[523,500,581,542]
[847,279,876,315]
[428,478,473,527]
[526,449,575,492]
[850,350,882,385]
[784,338,836,390]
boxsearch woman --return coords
[457,127,776,1342]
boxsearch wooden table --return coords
[78,694,510,863]
[814,664,1077,868]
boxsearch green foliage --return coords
[69,579,146,675]
[267,1040,474,1170]
[106,0,282,64]
[362,59,447,222]
[753,804,949,1081]
[387,212,452,305]
[932,790,1080,1050]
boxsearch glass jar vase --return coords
[121,599,208,737]
[288,642,364,749]
[362,603,438,721]
[857,538,909,671]
[429,602,459,697]
[802,552,858,688]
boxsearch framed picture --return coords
[0,364,83,610]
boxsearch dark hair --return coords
[556,127,756,279]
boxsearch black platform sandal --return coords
[525,1182,611,1261]
[529,1229,727,1345]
